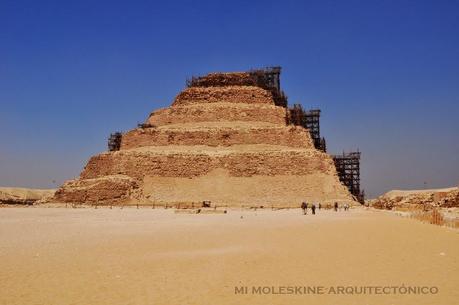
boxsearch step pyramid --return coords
[53,70,355,207]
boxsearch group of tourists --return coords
[300,202,320,215]
[301,201,350,215]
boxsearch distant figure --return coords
[301,202,308,215]
[344,203,349,211]
[334,202,338,212]
[311,203,316,215]
[318,203,322,210]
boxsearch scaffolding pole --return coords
[332,151,364,203]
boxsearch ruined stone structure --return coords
[370,187,459,210]
[53,68,355,207]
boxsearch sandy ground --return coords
[0,207,458,305]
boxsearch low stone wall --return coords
[172,86,273,106]
[120,126,314,149]
[80,149,335,180]
[148,103,287,126]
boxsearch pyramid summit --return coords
[52,67,356,207]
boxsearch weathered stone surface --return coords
[370,187,459,210]
[79,146,334,180]
[187,72,257,87]
[53,175,139,204]
[144,170,351,207]
[148,103,287,126]
[0,187,55,205]
[173,86,273,106]
[120,125,313,149]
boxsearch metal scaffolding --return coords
[303,109,326,152]
[249,66,287,107]
[108,132,122,151]
[332,151,364,203]
[248,66,281,92]
[288,104,326,152]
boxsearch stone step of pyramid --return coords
[80,144,334,180]
[148,102,287,126]
[172,86,273,106]
[120,124,314,149]
[143,169,351,207]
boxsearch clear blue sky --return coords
[1,0,458,198]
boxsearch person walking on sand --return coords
[318,203,321,210]
[334,202,338,212]
[301,202,308,215]
[311,203,316,215]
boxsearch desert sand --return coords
[1,207,458,305]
